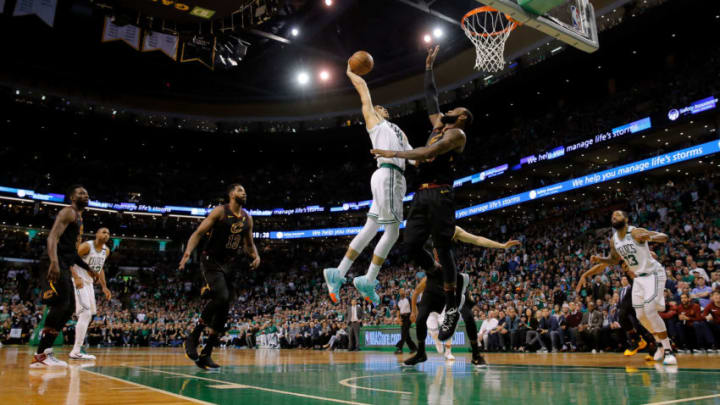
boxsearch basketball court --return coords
[7,347,720,404]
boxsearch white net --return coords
[462,7,518,72]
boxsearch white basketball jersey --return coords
[612,226,661,275]
[83,241,109,274]
[368,120,412,170]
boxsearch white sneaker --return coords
[591,349,597,354]
[663,350,677,365]
[444,350,455,361]
[69,351,97,360]
[653,348,664,362]
[30,349,68,368]
[692,349,706,355]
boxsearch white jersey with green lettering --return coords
[612,225,662,276]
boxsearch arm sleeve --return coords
[424,69,440,115]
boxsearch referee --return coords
[395,290,417,354]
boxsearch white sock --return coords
[73,312,92,353]
[338,257,354,278]
[660,337,672,351]
[366,263,381,282]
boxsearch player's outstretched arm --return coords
[575,263,609,293]
[425,45,442,129]
[99,249,112,300]
[243,214,261,270]
[346,63,380,130]
[371,128,465,161]
[454,226,521,249]
[590,241,622,266]
[631,228,668,244]
[410,277,427,324]
[179,206,223,269]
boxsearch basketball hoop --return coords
[461,6,519,72]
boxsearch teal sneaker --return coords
[353,275,380,306]
[323,268,346,304]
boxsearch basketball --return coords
[349,50,374,76]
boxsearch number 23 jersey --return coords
[612,225,662,275]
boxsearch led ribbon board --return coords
[265,140,720,239]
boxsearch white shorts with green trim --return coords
[368,166,406,224]
[631,266,666,311]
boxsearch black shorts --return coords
[200,258,235,300]
[405,186,456,247]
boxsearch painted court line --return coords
[81,368,214,405]
[339,374,413,395]
[643,393,720,405]
[134,366,370,405]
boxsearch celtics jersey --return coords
[612,226,662,275]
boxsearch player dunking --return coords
[69,228,112,360]
[405,225,520,366]
[323,63,414,305]
[590,210,676,365]
[31,185,94,368]
[179,184,260,369]
[372,45,473,341]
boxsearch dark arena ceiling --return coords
[1,0,646,117]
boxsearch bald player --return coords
[69,228,112,360]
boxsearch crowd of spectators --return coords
[1,171,719,355]
[1,1,718,210]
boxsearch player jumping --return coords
[323,62,414,306]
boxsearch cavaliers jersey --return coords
[368,120,413,170]
[202,204,248,263]
[415,127,461,186]
[612,225,663,275]
[58,209,83,257]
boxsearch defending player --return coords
[69,228,112,360]
[179,184,260,369]
[372,45,474,341]
[590,210,676,365]
[323,63,414,306]
[405,226,520,366]
[31,185,93,368]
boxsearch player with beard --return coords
[179,184,260,369]
[591,210,676,365]
[372,45,473,342]
[31,185,93,368]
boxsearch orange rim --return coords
[461,6,520,38]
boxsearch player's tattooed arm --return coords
[590,241,622,266]
[425,45,442,128]
[179,206,223,270]
[346,63,381,130]
[371,128,465,160]
[631,228,668,244]
[243,214,261,270]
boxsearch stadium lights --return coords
[319,71,330,81]
[423,34,432,43]
[297,72,310,85]
[324,0,332,6]
[433,28,443,38]
[291,27,299,37]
